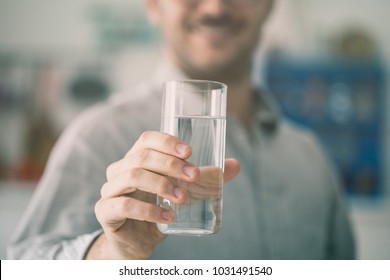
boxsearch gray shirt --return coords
[7,62,355,260]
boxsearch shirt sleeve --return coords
[7,106,120,260]
[8,230,103,260]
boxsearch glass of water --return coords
[157,80,227,236]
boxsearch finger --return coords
[223,158,241,182]
[187,181,221,199]
[132,131,192,160]
[95,196,175,228]
[106,131,193,180]
[185,166,223,198]
[187,160,241,198]
[101,168,188,203]
[109,149,200,182]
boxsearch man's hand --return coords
[86,131,240,259]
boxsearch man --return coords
[8,0,355,259]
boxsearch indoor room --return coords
[1,0,389,260]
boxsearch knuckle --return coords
[142,203,154,220]
[106,163,115,180]
[139,131,152,142]
[100,182,109,198]
[127,167,142,180]
[136,149,151,164]
[160,135,174,148]
[164,156,180,170]
[156,176,171,195]
[122,157,134,170]
[94,199,105,222]
[94,199,102,214]
[118,196,131,213]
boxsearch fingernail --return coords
[161,210,172,221]
[176,143,188,155]
[183,165,196,177]
[173,187,183,198]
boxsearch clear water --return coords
[158,116,226,235]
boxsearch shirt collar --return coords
[253,88,280,133]
[151,57,187,87]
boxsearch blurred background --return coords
[0,0,389,259]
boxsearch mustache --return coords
[187,14,241,29]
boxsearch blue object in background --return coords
[264,56,386,197]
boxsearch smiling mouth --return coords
[197,25,233,38]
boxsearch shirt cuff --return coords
[78,229,103,259]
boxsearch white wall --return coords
[262,0,390,58]
[0,0,146,52]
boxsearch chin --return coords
[186,62,232,81]
[193,53,236,70]
[179,48,245,79]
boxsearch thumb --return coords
[223,158,240,183]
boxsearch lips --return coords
[198,25,233,38]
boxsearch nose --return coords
[198,0,228,15]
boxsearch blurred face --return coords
[147,0,273,79]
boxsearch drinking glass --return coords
[157,80,227,235]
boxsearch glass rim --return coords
[164,79,227,92]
